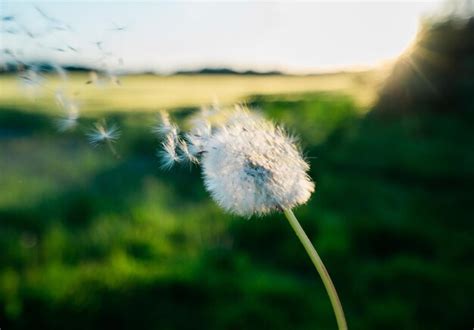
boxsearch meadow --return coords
[0,70,383,113]
[0,70,473,330]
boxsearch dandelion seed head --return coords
[201,109,314,216]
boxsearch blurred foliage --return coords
[1,16,474,330]
[377,17,474,114]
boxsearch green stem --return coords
[283,208,347,330]
[106,140,120,159]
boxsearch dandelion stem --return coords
[283,208,347,330]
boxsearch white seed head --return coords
[201,109,314,216]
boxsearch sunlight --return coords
[1,1,445,73]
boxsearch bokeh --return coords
[1,2,473,330]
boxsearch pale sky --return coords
[0,1,445,73]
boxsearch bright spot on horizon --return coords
[1,1,445,73]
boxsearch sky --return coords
[0,1,447,73]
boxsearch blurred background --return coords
[0,1,473,329]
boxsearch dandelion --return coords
[201,109,314,216]
[157,106,347,329]
[86,120,121,158]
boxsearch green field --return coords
[0,70,384,114]
[1,71,473,330]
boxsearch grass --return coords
[0,70,385,114]
[0,72,473,330]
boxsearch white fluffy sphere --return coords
[201,110,315,216]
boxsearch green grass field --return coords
[0,70,384,114]
[1,72,473,330]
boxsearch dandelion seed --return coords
[181,107,214,157]
[35,6,60,24]
[94,41,103,50]
[152,110,175,137]
[55,115,78,132]
[55,89,66,108]
[54,90,80,132]
[58,109,79,130]
[184,132,206,158]
[87,121,121,147]
[3,28,19,34]
[178,139,198,164]
[18,68,42,85]
[159,129,180,169]
[110,23,127,32]
[154,112,199,167]
[189,107,212,137]
[86,121,121,159]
